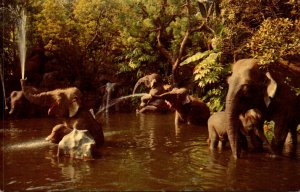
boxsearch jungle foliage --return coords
[1,0,299,112]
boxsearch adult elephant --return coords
[20,79,82,118]
[20,79,104,146]
[225,59,300,159]
[152,87,210,125]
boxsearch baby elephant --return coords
[207,109,268,150]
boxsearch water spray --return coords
[96,93,147,116]
[0,66,8,110]
[18,9,27,80]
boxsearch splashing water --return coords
[104,82,117,113]
[18,9,27,80]
[96,93,147,115]
[5,138,50,151]
[0,66,7,109]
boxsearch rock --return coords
[57,129,96,160]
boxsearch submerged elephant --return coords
[137,93,170,113]
[152,87,210,125]
[8,90,48,118]
[20,79,104,147]
[225,59,300,158]
[208,109,269,151]
[46,123,72,144]
[136,78,172,113]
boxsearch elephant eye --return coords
[241,84,249,93]
[241,84,254,96]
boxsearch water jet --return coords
[18,9,27,80]
[96,93,147,116]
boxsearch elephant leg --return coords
[249,133,263,152]
[208,126,219,150]
[287,120,298,145]
[220,138,227,149]
[283,121,298,156]
[271,117,289,155]
[239,132,248,151]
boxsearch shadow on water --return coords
[2,114,300,191]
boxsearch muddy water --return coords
[1,113,300,191]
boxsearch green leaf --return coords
[180,50,213,66]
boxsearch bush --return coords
[247,18,300,65]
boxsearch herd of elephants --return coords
[5,58,300,160]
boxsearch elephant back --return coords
[186,96,211,125]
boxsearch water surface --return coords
[1,113,300,191]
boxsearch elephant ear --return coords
[150,79,157,88]
[69,96,80,117]
[264,72,277,107]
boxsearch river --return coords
[1,113,300,191]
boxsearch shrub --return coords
[247,18,300,65]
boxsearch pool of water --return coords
[1,113,300,191]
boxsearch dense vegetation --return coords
[1,0,299,112]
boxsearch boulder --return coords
[57,129,96,160]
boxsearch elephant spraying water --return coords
[20,79,104,149]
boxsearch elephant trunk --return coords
[150,94,163,99]
[132,77,147,94]
[225,91,241,159]
[8,105,15,115]
[20,79,55,107]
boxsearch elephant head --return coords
[239,108,271,151]
[132,73,163,94]
[225,59,278,158]
[152,87,190,109]
[20,79,82,117]
[152,87,210,125]
[8,91,25,116]
[239,109,263,136]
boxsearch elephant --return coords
[152,87,210,125]
[132,73,163,94]
[137,93,170,113]
[46,110,104,147]
[20,79,104,147]
[225,58,300,158]
[136,78,172,113]
[46,123,72,144]
[20,79,82,118]
[208,109,269,151]
[8,90,48,118]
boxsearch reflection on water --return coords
[1,114,300,191]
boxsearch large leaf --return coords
[180,50,213,66]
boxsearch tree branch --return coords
[156,28,175,64]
